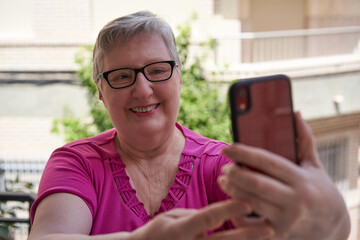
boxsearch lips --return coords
[130,104,159,113]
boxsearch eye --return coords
[113,74,131,81]
[150,67,166,75]
[109,69,133,82]
[146,63,171,78]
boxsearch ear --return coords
[96,81,107,107]
[98,88,103,101]
[98,89,108,109]
[95,79,103,99]
[176,65,182,86]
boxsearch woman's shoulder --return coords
[64,128,116,147]
[54,128,118,159]
[176,123,229,158]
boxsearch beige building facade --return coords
[0,0,359,239]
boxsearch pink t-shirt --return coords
[30,123,233,234]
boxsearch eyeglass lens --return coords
[107,62,173,88]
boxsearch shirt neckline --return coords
[108,153,195,223]
[108,123,195,223]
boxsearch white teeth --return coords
[131,104,158,113]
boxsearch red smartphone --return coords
[229,74,298,164]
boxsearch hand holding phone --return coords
[229,74,298,164]
[223,75,350,238]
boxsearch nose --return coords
[131,72,153,99]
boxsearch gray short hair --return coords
[93,11,181,82]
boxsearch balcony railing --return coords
[0,160,45,191]
[0,160,42,239]
[212,26,360,65]
[0,192,35,240]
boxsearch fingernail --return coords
[222,144,237,153]
[265,227,275,237]
[240,201,252,214]
[217,175,226,185]
[222,146,230,155]
[218,176,230,191]
[221,164,231,174]
[254,226,275,239]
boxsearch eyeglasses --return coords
[97,60,177,89]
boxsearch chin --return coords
[140,120,171,134]
[123,119,171,137]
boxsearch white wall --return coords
[92,0,199,38]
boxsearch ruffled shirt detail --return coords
[109,154,195,224]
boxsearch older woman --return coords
[28,11,350,240]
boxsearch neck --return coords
[115,125,185,163]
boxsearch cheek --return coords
[172,76,182,95]
[106,95,125,110]
[166,82,181,112]
[100,89,126,114]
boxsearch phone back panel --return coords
[229,75,297,163]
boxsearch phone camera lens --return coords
[239,88,247,98]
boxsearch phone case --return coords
[229,74,298,163]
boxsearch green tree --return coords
[52,22,231,143]
[176,24,231,142]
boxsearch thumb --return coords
[179,199,252,236]
[295,111,321,168]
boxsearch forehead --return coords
[103,33,171,70]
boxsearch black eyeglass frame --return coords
[97,60,177,89]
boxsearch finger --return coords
[294,111,321,168]
[222,144,301,185]
[164,208,198,218]
[219,164,294,205]
[203,223,275,240]
[218,175,285,222]
[178,199,252,235]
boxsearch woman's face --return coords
[98,33,182,143]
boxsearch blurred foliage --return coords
[52,20,231,143]
[51,45,112,142]
[176,22,231,142]
[4,175,34,193]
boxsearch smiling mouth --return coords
[131,104,159,113]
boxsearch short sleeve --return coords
[201,152,234,231]
[201,151,233,204]
[213,154,233,202]
[30,147,98,223]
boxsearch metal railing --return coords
[0,192,35,240]
[0,160,46,192]
[212,26,360,65]
[0,160,43,239]
[0,192,35,226]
